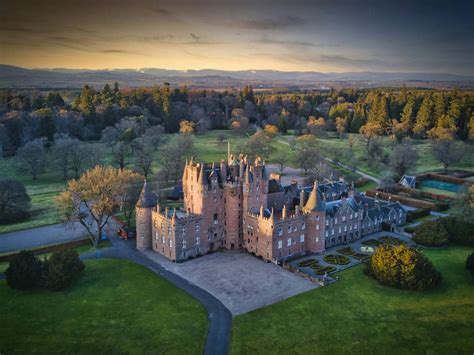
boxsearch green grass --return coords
[357,180,377,192]
[231,246,474,354]
[419,186,460,198]
[0,259,208,354]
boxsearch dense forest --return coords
[0,84,473,156]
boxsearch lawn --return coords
[231,246,474,354]
[0,259,208,354]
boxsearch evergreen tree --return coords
[413,94,434,137]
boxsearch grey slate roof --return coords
[136,180,157,208]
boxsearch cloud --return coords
[236,16,308,30]
[101,49,131,54]
[190,33,200,42]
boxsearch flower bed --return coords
[313,266,336,275]
[361,239,383,247]
[297,259,318,267]
[310,262,321,269]
[380,236,405,245]
[324,254,350,265]
[337,247,356,255]
[352,253,371,261]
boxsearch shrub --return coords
[41,249,85,291]
[298,259,318,267]
[406,208,430,222]
[336,247,355,255]
[442,217,474,246]
[466,253,474,277]
[5,250,44,290]
[362,239,382,247]
[365,244,442,291]
[0,179,31,223]
[412,219,449,247]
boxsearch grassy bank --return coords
[0,259,208,353]
[231,246,474,354]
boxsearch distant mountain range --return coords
[1,64,473,89]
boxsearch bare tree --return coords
[112,142,130,171]
[134,141,154,178]
[432,139,463,172]
[273,150,288,173]
[16,138,46,180]
[142,125,165,151]
[389,139,418,179]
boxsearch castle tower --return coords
[136,180,157,251]
[242,158,268,214]
[303,181,326,253]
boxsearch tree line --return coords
[1,84,473,156]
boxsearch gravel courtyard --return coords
[141,250,318,315]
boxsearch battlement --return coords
[153,205,202,223]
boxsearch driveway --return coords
[141,249,318,315]
[0,222,88,253]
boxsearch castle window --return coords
[355,212,358,218]
[335,218,338,224]
[315,237,319,242]
[342,216,346,222]
[338,226,342,233]
[355,224,358,229]
[278,240,282,249]
[326,220,329,226]
[277,227,283,236]
[316,216,320,221]
[325,231,329,237]
[316,224,320,230]
[344,226,347,232]
[350,213,353,220]
[168,226,171,234]
[196,236,200,245]
[155,232,158,240]
[287,238,292,246]
[182,227,186,235]
[169,239,173,248]
[287,225,291,233]
[302,222,306,229]
[141,231,144,239]
[182,239,186,248]
[161,223,165,231]
[162,236,165,244]
[332,229,335,236]
[213,213,219,224]
[300,234,304,243]
[294,226,298,232]
[195,224,200,232]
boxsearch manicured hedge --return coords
[352,253,370,261]
[336,247,356,255]
[407,208,431,222]
[379,236,405,245]
[324,254,350,265]
[362,239,383,247]
[298,259,318,267]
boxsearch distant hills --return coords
[1,64,473,89]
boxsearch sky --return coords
[0,0,473,74]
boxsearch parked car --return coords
[117,227,136,240]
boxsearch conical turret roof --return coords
[136,180,157,208]
[304,180,324,212]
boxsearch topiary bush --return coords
[41,249,85,291]
[0,179,31,224]
[365,244,442,291]
[412,219,449,247]
[5,250,44,290]
[466,253,474,277]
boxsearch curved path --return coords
[275,138,381,184]
[1,226,232,355]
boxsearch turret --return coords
[136,180,157,251]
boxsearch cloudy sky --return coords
[0,0,472,74]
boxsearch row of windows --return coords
[277,234,305,249]
[277,222,306,236]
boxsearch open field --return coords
[231,246,474,354]
[278,132,474,178]
[0,259,208,353]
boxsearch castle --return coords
[136,151,407,263]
